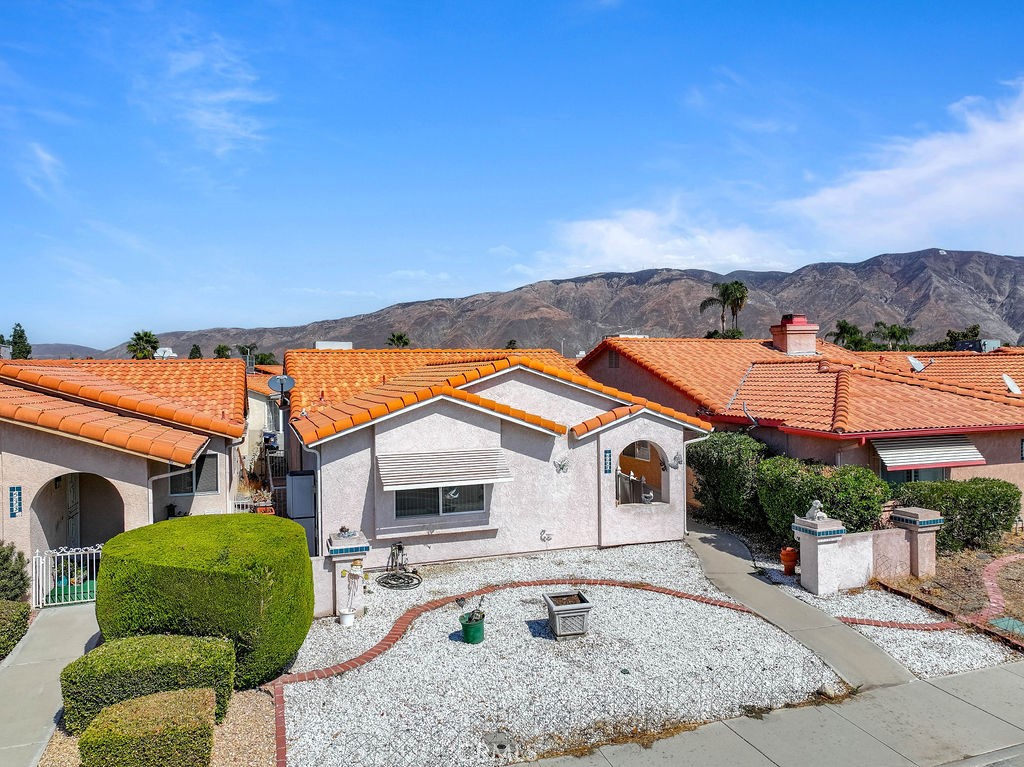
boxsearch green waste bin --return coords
[459,612,485,644]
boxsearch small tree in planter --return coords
[0,541,29,601]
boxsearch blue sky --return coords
[4,1,1024,348]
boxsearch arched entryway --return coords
[616,440,669,505]
[31,472,126,552]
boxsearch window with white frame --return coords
[395,484,485,518]
[169,454,219,495]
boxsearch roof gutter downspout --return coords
[148,466,194,525]
[682,430,714,536]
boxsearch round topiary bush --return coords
[96,514,313,688]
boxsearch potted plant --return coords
[458,596,485,644]
[252,488,275,515]
[542,590,594,639]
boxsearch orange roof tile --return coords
[720,360,1024,435]
[284,348,581,411]
[286,350,711,445]
[247,373,275,397]
[0,359,246,438]
[254,364,283,375]
[857,349,1024,395]
[580,337,866,413]
[0,381,209,464]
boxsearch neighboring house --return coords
[857,349,1024,396]
[245,371,284,458]
[580,315,1024,495]
[282,348,711,615]
[0,359,248,558]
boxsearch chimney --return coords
[770,314,819,356]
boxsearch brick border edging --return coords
[264,576,971,767]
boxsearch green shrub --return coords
[96,514,313,688]
[78,688,215,767]
[894,477,1021,552]
[688,432,769,527]
[758,458,890,539]
[0,541,29,601]
[0,599,30,658]
[61,634,234,735]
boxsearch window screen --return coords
[396,487,441,517]
[169,454,218,495]
[442,484,485,514]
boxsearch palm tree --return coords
[126,330,159,360]
[386,332,410,348]
[699,283,730,334]
[825,320,867,349]
[699,281,749,333]
[255,352,278,366]
[214,344,232,359]
[725,280,748,331]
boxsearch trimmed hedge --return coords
[61,634,234,735]
[96,514,313,687]
[894,477,1021,552]
[688,432,769,527]
[78,688,215,767]
[0,599,30,658]
[758,457,890,539]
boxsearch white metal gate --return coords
[32,544,102,608]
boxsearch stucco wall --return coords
[580,353,702,416]
[0,424,150,556]
[949,431,1024,504]
[467,369,618,427]
[151,437,237,520]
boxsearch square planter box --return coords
[542,590,594,639]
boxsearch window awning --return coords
[871,435,986,471]
[376,449,513,492]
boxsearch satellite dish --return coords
[907,355,926,373]
[268,375,295,396]
[1003,373,1021,395]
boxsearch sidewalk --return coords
[539,523,1024,766]
[0,604,99,767]
[539,661,1024,766]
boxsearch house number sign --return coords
[603,450,612,474]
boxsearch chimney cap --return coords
[781,314,808,325]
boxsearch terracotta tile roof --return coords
[254,364,283,375]
[286,350,711,445]
[721,360,1024,435]
[284,348,581,411]
[579,337,867,413]
[0,359,246,438]
[0,381,209,464]
[857,350,1024,395]
[247,374,275,397]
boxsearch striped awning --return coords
[376,449,513,492]
[871,435,986,471]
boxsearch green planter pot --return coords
[459,612,485,644]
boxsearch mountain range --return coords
[33,249,1024,360]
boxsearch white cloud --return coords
[784,80,1024,252]
[518,200,802,279]
[19,141,65,199]
[137,31,274,156]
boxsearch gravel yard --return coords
[286,543,841,766]
[291,541,723,673]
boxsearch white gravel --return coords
[285,583,839,767]
[856,626,1019,678]
[290,542,726,673]
[760,561,1021,678]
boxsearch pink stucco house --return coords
[281,348,712,616]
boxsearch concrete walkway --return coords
[686,521,915,689]
[0,604,99,767]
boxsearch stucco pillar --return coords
[792,514,847,596]
[328,531,370,618]
[890,506,944,578]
